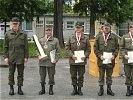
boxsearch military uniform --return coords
[4,29,28,85]
[120,32,133,96]
[65,33,91,93]
[94,23,119,96]
[38,36,60,85]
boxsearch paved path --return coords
[0,57,132,100]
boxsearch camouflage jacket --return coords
[4,29,29,64]
[65,33,91,65]
[120,33,133,65]
[94,32,119,66]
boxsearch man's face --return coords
[103,26,111,34]
[75,26,83,34]
[45,28,52,37]
[129,26,133,33]
[12,23,19,31]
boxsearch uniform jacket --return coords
[37,36,60,67]
[94,32,119,67]
[65,33,91,65]
[4,29,29,64]
[120,33,133,65]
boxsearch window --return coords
[26,21,32,30]
[36,20,44,28]
[66,21,74,29]
[46,21,53,27]
[119,23,129,37]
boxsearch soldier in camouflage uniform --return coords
[65,22,91,96]
[3,17,29,95]
[120,24,133,96]
[37,25,60,95]
[94,23,119,96]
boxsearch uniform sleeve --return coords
[3,33,9,58]
[120,36,126,58]
[94,35,102,58]
[55,38,60,62]
[84,38,91,58]
[112,36,119,58]
[24,33,29,58]
[65,37,73,57]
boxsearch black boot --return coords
[107,85,115,96]
[98,85,104,96]
[49,85,54,95]
[71,85,78,95]
[126,86,131,96]
[131,86,133,95]
[78,87,83,96]
[9,85,14,95]
[18,86,23,95]
[39,84,45,95]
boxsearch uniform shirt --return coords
[94,32,119,66]
[65,33,91,65]
[120,33,133,65]
[4,29,29,64]
[37,36,60,67]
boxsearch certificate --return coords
[128,51,133,63]
[103,52,112,64]
[50,49,56,62]
[74,50,84,63]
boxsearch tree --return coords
[0,0,47,21]
[73,0,133,39]
[54,0,64,48]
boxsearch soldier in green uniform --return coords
[120,24,133,96]
[94,23,119,96]
[37,25,60,95]
[65,22,91,96]
[3,17,29,95]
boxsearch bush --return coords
[60,48,68,58]
[0,39,4,53]
[0,40,69,58]
[28,41,36,58]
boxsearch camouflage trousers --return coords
[8,64,24,86]
[98,64,114,86]
[39,66,55,85]
[124,64,133,86]
[70,65,85,87]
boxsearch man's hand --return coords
[81,56,85,61]
[24,58,28,63]
[51,60,56,64]
[72,55,77,61]
[111,55,115,60]
[124,55,129,59]
[100,55,105,60]
[4,58,9,64]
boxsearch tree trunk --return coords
[89,6,95,39]
[54,0,64,48]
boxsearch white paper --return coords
[128,51,133,63]
[103,52,112,64]
[50,49,56,62]
[74,50,84,63]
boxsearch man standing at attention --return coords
[4,17,29,95]
[37,25,60,95]
[120,24,133,96]
[65,22,91,96]
[94,23,119,96]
